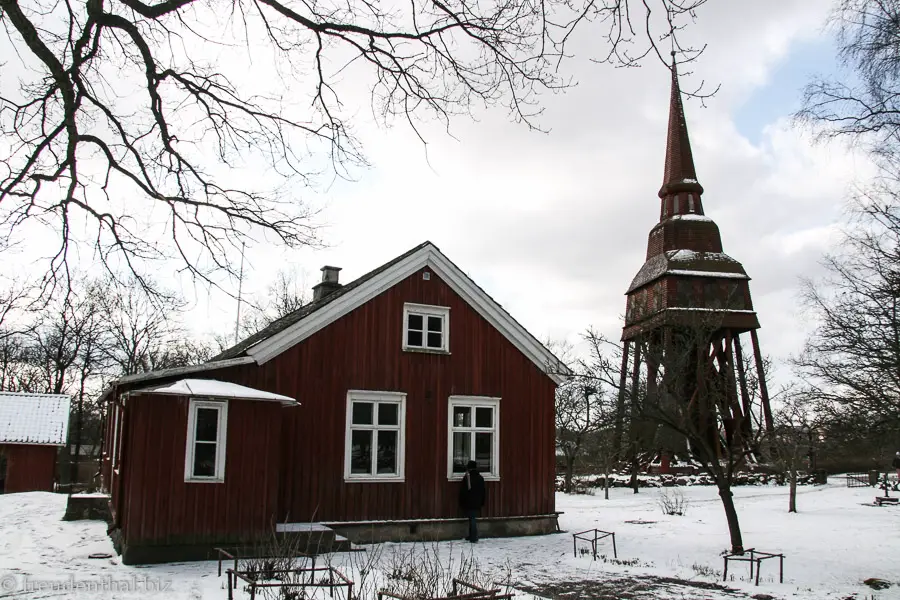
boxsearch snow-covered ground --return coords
[0,481,898,599]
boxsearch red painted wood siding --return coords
[1,444,57,493]
[119,396,283,545]
[212,267,557,523]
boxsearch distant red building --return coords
[0,392,70,493]
[100,242,569,563]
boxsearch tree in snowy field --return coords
[577,329,630,500]
[764,391,818,513]
[0,0,711,302]
[631,317,769,554]
[555,380,611,495]
[552,330,632,497]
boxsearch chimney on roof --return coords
[312,266,342,302]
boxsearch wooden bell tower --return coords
[616,61,774,461]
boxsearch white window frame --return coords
[447,396,500,481]
[184,399,228,483]
[344,390,407,482]
[111,403,120,470]
[402,303,450,352]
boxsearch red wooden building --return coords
[100,242,568,563]
[0,392,70,493]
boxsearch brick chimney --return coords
[312,266,342,302]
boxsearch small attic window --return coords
[403,303,450,352]
[423,272,431,281]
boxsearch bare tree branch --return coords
[1,0,709,301]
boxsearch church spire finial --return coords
[658,57,704,202]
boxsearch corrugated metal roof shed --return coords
[0,392,70,445]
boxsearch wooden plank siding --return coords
[119,396,283,546]
[211,267,557,523]
[1,444,58,493]
[110,266,557,545]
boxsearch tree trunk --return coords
[565,455,575,494]
[604,462,610,500]
[630,453,640,494]
[718,486,744,554]
[70,390,84,491]
[788,470,797,513]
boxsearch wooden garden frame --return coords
[572,528,617,559]
[722,548,783,586]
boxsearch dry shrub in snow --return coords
[657,488,689,516]
[382,542,493,599]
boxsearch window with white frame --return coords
[403,303,450,352]
[184,399,228,482]
[448,396,499,479]
[345,391,406,481]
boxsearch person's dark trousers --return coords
[465,509,480,542]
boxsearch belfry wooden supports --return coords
[617,329,775,462]
[750,329,774,433]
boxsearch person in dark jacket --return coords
[459,460,486,542]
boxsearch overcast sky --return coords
[1,1,874,388]
[180,1,867,388]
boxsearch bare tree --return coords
[577,329,629,499]
[237,267,309,339]
[0,282,30,339]
[552,330,627,497]
[26,284,105,395]
[1,0,711,299]
[556,380,604,494]
[631,319,768,554]
[764,390,817,513]
[794,193,900,433]
[96,276,189,376]
[796,1,900,471]
[798,0,900,162]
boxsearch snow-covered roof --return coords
[129,379,298,405]
[0,392,71,446]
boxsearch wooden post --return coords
[613,341,631,458]
[628,343,643,493]
[750,330,774,432]
[733,334,753,440]
[722,331,744,451]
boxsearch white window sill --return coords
[402,346,451,355]
[448,474,499,482]
[344,477,406,483]
[184,478,226,484]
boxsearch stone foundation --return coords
[327,513,562,544]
